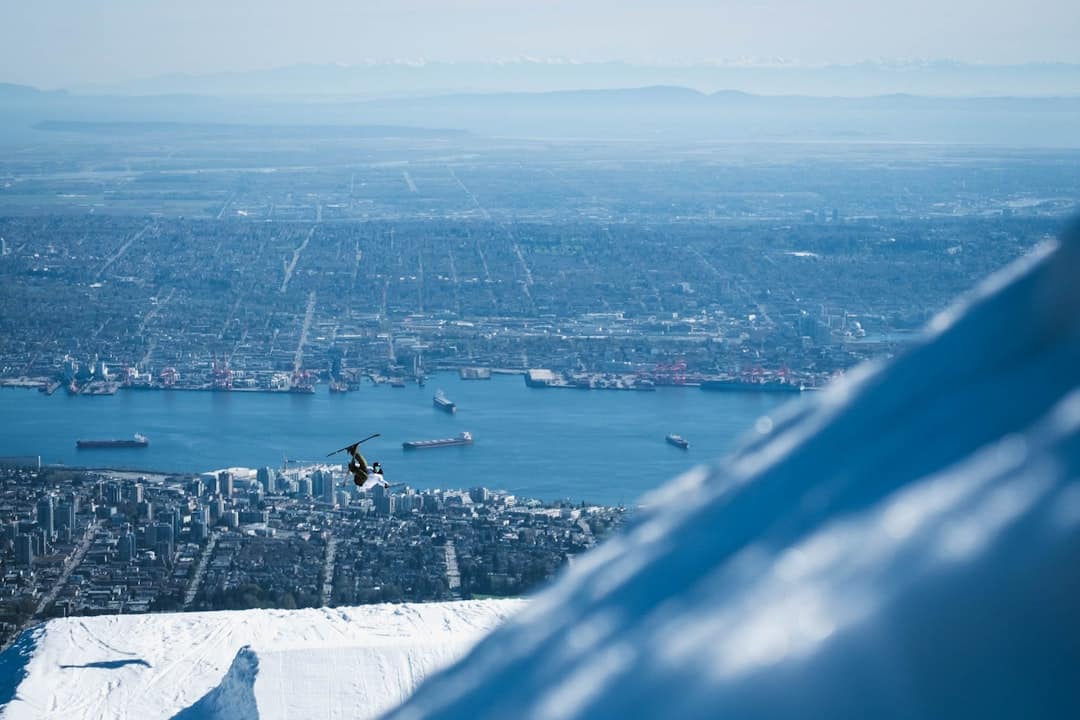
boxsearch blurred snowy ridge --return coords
[387,218,1080,719]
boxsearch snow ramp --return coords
[172,646,259,720]
[0,600,522,720]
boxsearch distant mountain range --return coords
[63,60,1080,99]
[4,81,1080,147]
[0,82,67,99]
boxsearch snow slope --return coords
[388,221,1080,719]
[0,600,522,720]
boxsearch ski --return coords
[326,433,381,457]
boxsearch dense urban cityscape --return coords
[2,132,1076,396]
[0,459,626,650]
[2,123,1079,691]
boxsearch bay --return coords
[0,375,796,505]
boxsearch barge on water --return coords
[433,390,457,414]
[77,433,149,449]
[403,431,473,450]
[666,434,690,449]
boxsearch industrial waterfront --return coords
[0,373,793,505]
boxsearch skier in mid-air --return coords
[347,446,388,490]
[327,433,388,490]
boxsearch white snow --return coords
[387,222,1080,718]
[0,600,522,720]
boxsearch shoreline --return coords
[0,373,816,396]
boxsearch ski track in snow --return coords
[0,600,522,720]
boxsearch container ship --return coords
[433,390,457,414]
[402,431,473,450]
[76,433,149,449]
[666,434,690,449]
[700,379,804,393]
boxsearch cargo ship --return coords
[403,431,473,450]
[700,379,804,393]
[76,433,149,449]
[666,434,690,449]
[433,390,457,414]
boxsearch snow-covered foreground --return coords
[0,600,522,720]
[389,223,1080,719]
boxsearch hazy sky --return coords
[3,0,1079,88]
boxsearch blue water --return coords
[0,376,796,505]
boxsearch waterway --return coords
[0,375,798,505]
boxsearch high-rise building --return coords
[105,483,123,506]
[257,466,277,494]
[201,473,219,496]
[192,520,207,542]
[142,524,157,550]
[372,485,392,515]
[118,533,135,562]
[401,494,423,514]
[56,502,75,531]
[169,507,182,539]
[34,527,50,556]
[219,471,234,497]
[15,534,33,566]
[154,522,174,559]
[322,471,337,504]
[36,495,54,535]
[298,477,312,497]
[132,483,145,504]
